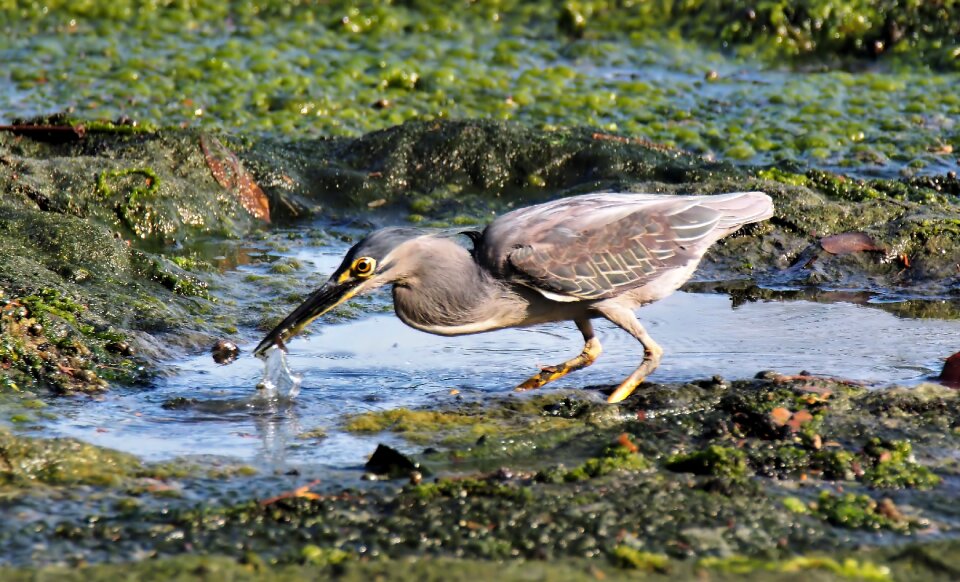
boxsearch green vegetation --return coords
[2,2,959,173]
[610,546,670,572]
[813,491,912,532]
[699,554,892,581]
[861,439,940,490]
[343,395,582,446]
[666,445,750,481]
[559,440,650,482]
[0,428,143,487]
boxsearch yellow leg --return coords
[516,320,602,391]
[606,340,662,403]
[598,305,663,404]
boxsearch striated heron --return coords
[254,192,774,403]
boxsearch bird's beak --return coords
[253,277,363,358]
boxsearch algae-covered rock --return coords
[242,120,725,213]
[0,428,143,487]
[666,445,750,481]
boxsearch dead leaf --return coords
[796,384,833,397]
[787,410,814,432]
[820,232,884,255]
[770,407,792,426]
[200,134,270,222]
[259,479,322,505]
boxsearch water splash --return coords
[257,346,302,399]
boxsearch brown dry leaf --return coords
[770,407,792,426]
[200,134,270,222]
[787,410,815,431]
[820,232,884,255]
[796,384,833,398]
[259,479,322,505]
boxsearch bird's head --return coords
[253,227,426,357]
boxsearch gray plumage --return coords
[255,191,774,403]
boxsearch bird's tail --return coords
[700,191,774,232]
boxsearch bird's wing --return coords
[479,192,770,302]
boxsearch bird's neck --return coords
[391,240,523,335]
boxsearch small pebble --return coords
[212,339,239,364]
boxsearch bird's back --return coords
[477,192,773,302]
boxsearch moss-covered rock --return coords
[666,445,750,481]
[0,428,144,487]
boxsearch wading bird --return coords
[254,192,773,403]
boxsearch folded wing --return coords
[478,192,772,302]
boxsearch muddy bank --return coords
[2,377,959,579]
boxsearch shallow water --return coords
[38,285,959,472]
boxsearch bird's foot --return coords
[515,339,602,392]
[607,377,644,403]
[516,365,569,391]
[606,354,660,404]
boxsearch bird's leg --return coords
[516,319,602,391]
[597,306,663,404]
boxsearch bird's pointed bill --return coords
[253,278,362,357]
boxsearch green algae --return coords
[0,428,144,488]
[557,440,651,482]
[343,394,583,447]
[344,407,487,444]
[0,288,138,392]
[861,439,940,490]
[95,167,163,239]
[666,445,750,481]
[299,545,351,567]
[2,2,959,174]
[812,491,912,532]
[610,546,670,572]
[699,554,891,581]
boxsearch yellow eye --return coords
[352,257,376,277]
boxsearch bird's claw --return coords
[606,377,644,403]
[606,355,659,403]
[516,365,569,391]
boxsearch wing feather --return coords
[478,192,772,302]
